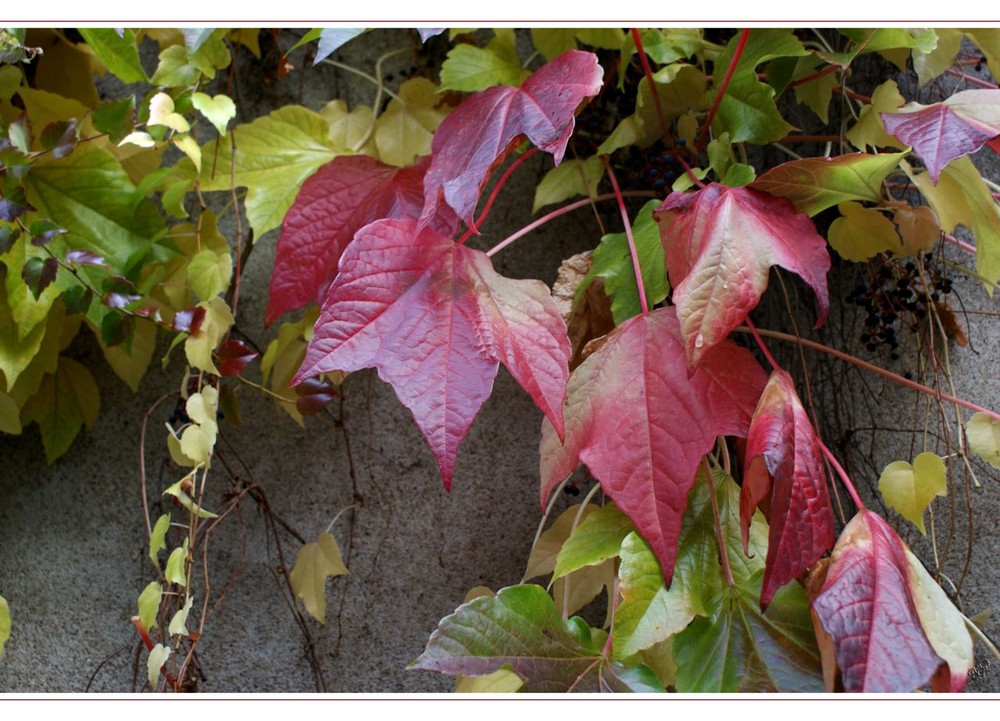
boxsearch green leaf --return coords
[878,452,947,535]
[553,503,633,580]
[0,595,9,657]
[846,80,906,151]
[532,156,604,213]
[165,537,189,586]
[751,152,906,217]
[150,44,202,87]
[827,202,900,261]
[92,98,136,144]
[673,576,824,692]
[967,413,1000,470]
[711,71,794,144]
[440,29,530,92]
[192,92,236,136]
[149,514,170,569]
[184,296,234,375]
[3,231,71,340]
[411,584,660,692]
[78,29,148,84]
[914,29,963,86]
[579,200,668,324]
[20,356,99,463]
[186,248,232,301]
[197,106,337,237]
[98,316,156,393]
[523,503,597,581]
[289,531,349,623]
[530,29,578,61]
[714,29,808,78]
[147,643,170,689]
[163,473,218,519]
[792,58,839,124]
[137,581,162,631]
[23,143,165,274]
[168,597,194,637]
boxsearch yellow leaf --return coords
[828,201,900,261]
[374,78,452,167]
[147,643,170,689]
[893,205,940,257]
[877,452,947,534]
[260,308,318,425]
[0,595,10,657]
[913,29,963,86]
[320,100,375,155]
[846,80,906,151]
[137,581,162,631]
[165,537,189,586]
[192,92,236,136]
[967,413,1000,470]
[186,248,232,301]
[455,668,524,693]
[289,532,349,623]
[172,135,201,173]
[149,514,170,569]
[163,472,218,518]
[99,317,157,392]
[168,597,194,637]
[184,296,234,375]
[148,92,191,133]
[20,357,100,463]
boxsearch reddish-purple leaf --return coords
[810,511,942,692]
[656,184,830,369]
[420,50,603,228]
[539,306,766,583]
[266,155,459,327]
[215,339,259,377]
[40,118,79,159]
[21,256,59,299]
[295,218,570,489]
[294,377,339,416]
[133,306,162,323]
[65,249,107,267]
[742,370,834,609]
[881,89,1000,183]
[0,197,30,222]
[103,292,141,309]
[172,306,206,335]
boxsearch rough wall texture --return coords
[1,28,999,693]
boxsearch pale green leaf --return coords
[532,156,604,213]
[320,100,375,154]
[455,667,524,693]
[846,80,906,151]
[0,595,9,657]
[374,78,451,167]
[878,452,947,534]
[172,135,201,173]
[19,357,100,463]
[0,391,20,434]
[530,29,578,61]
[967,413,1000,470]
[163,473,218,519]
[260,308,317,425]
[2,232,70,341]
[553,503,633,580]
[78,29,148,84]
[0,65,22,101]
[828,201,901,261]
[914,29,963,86]
[186,248,232,301]
[165,537,189,586]
[148,92,190,133]
[168,597,194,637]
[118,131,156,148]
[184,296,234,375]
[197,106,336,237]
[440,29,529,92]
[149,514,170,569]
[147,643,170,689]
[150,44,202,87]
[575,28,625,51]
[137,581,162,631]
[289,531,349,623]
[191,92,235,136]
[791,57,838,123]
[1,294,78,403]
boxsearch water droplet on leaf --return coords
[694,333,705,349]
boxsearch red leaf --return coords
[810,511,942,692]
[881,90,1000,183]
[294,218,570,489]
[294,377,339,416]
[539,306,766,583]
[988,136,1000,156]
[215,339,259,377]
[172,306,206,335]
[656,184,830,368]
[266,155,459,327]
[742,370,835,609]
[420,50,603,228]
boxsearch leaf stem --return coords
[698,29,750,147]
[457,147,539,244]
[703,458,734,587]
[740,326,1000,423]
[943,232,977,256]
[744,316,780,371]
[485,190,658,258]
[630,28,671,144]
[602,157,648,315]
[674,153,706,189]
[787,62,840,90]
[944,67,998,89]
[818,440,866,511]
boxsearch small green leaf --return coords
[78,29,148,84]
[552,503,633,580]
[0,595,10,657]
[150,44,202,87]
[92,98,136,144]
[967,413,1000,470]
[0,225,20,254]
[137,581,162,631]
[148,93,190,133]
[163,473,218,518]
[20,256,59,300]
[191,92,236,136]
[186,248,232,301]
[711,71,794,144]
[8,114,31,154]
[165,537,189,586]
[878,452,947,534]
[440,29,530,92]
[168,597,194,637]
[532,156,604,213]
[913,29,963,86]
[147,643,170,689]
[289,531,349,623]
[40,119,78,158]
[184,296,234,375]
[149,514,170,569]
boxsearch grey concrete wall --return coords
[1,28,999,693]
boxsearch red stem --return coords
[943,232,977,255]
[485,190,658,258]
[674,154,706,189]
[787,62,840,90]
[944,67,997,89]
[630,28,671,143]
[457,147,540,245]
[698,28,750,146]
[602,157,648,315]
[745,316,780,371]
[818,440,867,512]
[131,616,179,689]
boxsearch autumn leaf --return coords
[882,90,1000,182]
[295,218,570,489]
[410,584,663,692]
[539,306,767,584]
[742,370,835,608]
[846,80,906,151]
[289,532,349,623]
[20,356,100,463]
[374,78,453,167]
[655,183,830,368]
[827,201,901,261]
[420,50,603,228]
[878,452,947,534]
[147,644,170,690]
[265,154,458,327]
[966,412,1000,470]
[0,596,9,657]
[810,510,973,692]
[215,339,258,377]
